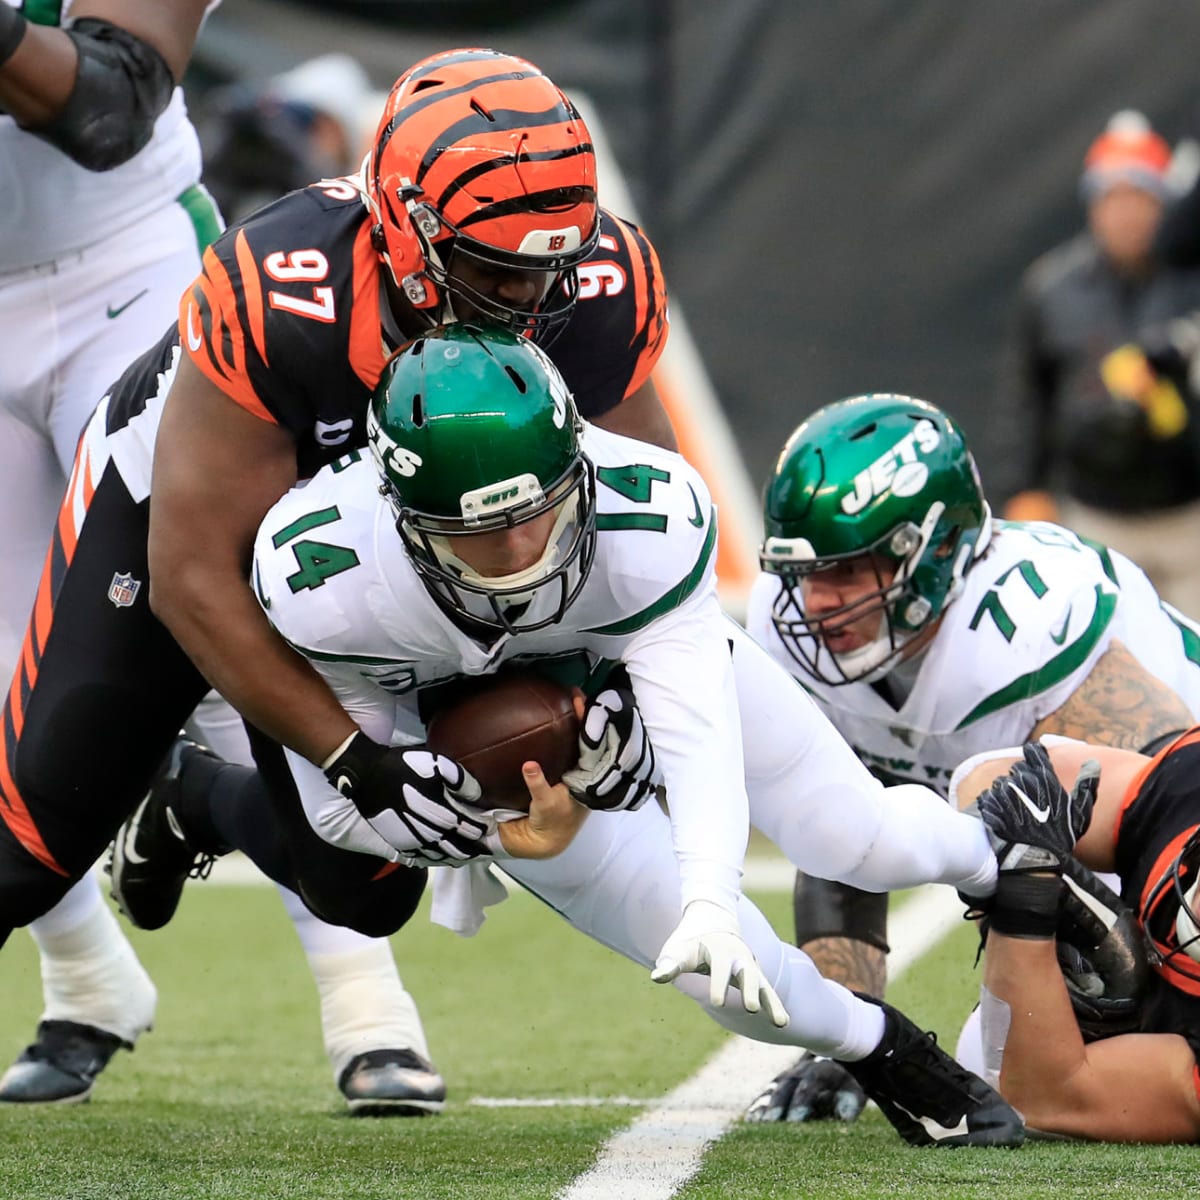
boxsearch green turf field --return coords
[2,877,1198,1199]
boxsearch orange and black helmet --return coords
[366,48,600,341]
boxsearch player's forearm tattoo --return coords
[799,935,887,998]
[1033,639,1192,750]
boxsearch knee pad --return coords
[793,873,889,952]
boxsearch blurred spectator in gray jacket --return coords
[995,111,1200,618]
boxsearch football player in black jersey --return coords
[956,733,1200,1141]
[0,48,674,1109]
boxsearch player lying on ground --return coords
[743,393,1200,1124]
[954,734,1200,1142]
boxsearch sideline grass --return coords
[3,883,1199,1198]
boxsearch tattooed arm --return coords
[1031,639,1193,750]
[801,935,887,996]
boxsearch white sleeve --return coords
[283,746,403,861]
[621,587,748,916]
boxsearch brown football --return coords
[425,671,580,812]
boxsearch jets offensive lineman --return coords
[745,393,1200,1123]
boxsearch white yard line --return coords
[201,853,799,892]
[555,886,965,1200]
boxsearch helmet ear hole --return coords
[933,527,962,559]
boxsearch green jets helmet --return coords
[759,393,991,684]
[367,322,596,634]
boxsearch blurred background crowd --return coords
[190,0,1200,615]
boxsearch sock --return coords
[29,873,156,1045]
[305,941,433,1082]
[827,988,888,1062]
[172,751,250,856]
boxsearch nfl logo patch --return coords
[107,571,141,608]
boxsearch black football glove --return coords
[562,688,661,812]
[323,732,491,865]
[1057,858,1148,1040]
[977,741,1099,868]
[744,1051,867,1123]
[1056,941,1142,1042]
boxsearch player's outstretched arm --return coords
[149,355,360,765]
[954,739,1148,873]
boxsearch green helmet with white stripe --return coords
[760,393,991,684]
[367,322,596,634]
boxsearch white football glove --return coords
[562,687,661,812]
[650,899,789,1027]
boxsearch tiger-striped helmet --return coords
[366,48,600,342]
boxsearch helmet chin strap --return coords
[829,615,918,685]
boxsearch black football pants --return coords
[0,460,423,937]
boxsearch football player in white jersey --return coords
[744,393,1200,1124]
[0,2,439,1112]
[173,323,1023,1147]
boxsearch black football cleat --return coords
[108,737,217,930]
[0,1020,128,1105]
[839,998,1025,1147]
[338,1048,447,1117]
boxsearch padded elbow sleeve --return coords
[30,18,174,171]
[793,872,890,953]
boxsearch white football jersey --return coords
[0,1,219,272]
[254,423,750,911]
[747,520,1200,794]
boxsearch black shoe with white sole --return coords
[839,997,1025,1148]
[108,737,217,930]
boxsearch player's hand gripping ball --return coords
[425,671,580,812]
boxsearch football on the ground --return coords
[425,671,580,812]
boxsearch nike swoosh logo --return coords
[120,836,151,865]
[1010,782,1050,822]
[106,288,149,319]
[687,484,705,528]
[119,802,155,864]
[1049,606,1072,646]
[186,303,203,352]
[892,1100,970,1142]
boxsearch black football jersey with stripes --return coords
[107,180,667,481]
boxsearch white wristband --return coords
[320,730,360,773]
